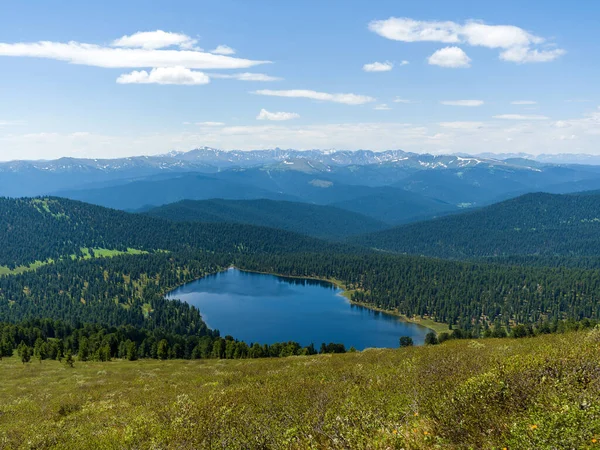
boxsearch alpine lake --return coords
[166,267,431,350]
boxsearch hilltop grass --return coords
[1,331,599,449]
[0,248,148,276]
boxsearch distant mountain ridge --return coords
[4,148,600,224]
[354,191,600,259]
[144,198,387,240]
[0,147,540,174]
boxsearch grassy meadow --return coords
[0,248,148,276]
[1,330,600,449]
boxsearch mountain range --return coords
[4,148,600,228]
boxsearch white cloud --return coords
[256,109,300,121]
[5,109,600,160]
[363,61,393,72]
[493,114,549,120]
[211,72,281,81]
[369,17,565,64]
[116,67,210,85]
[196,122,225,126]
[393,97,414,104]
[440,100,484,107]
[439,121,484,129]
[253,89,375,105]
[460,22,541,49]
[0,39,268,69]
[112,30,198,50]
[369,18,461,43]
[511,100,537,105]
[210,45,236,55]
[374,104,391,110]
[428,47,471,68]
[400,60,410,65]
[500,46,565,63]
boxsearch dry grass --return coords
[1,331,599,449]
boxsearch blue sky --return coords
[0,0,599,160]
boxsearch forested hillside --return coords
[145,199,386,239]
[56,172,298,210]
[236,253,600,331]
[57,168,460,223]
[0,197,348,267]
[355,192,600,259]
[329,188,456,224]
[0,251,227,332]
[4,196,600,336]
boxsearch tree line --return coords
[236,253,600,331]
[0,318,348,363]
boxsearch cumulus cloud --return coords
[374,104,391,110]
[500,46,565,63]
[253,89,375,105]
[440,100,484,107]
[210,45,236,55]
[112,30,198,49]
[511,100,537,105]
[428,47,471,68]
[0,38,268,69]
[363,61,393,72]
[369,18,461,43]
[116,67,210,85]
[493,114,549,120]
[256,109,300,121]
[369,17,565,63]
[211,72,281,81]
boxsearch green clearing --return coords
[1,330,599,449]
[31,198,68,219]
[78,247,148,259]
[0,248,148,276]
[0,260,51,276]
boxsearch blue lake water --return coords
[166,268,431,350]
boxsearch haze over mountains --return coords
[6,148,600,226]
[145,199,386,240]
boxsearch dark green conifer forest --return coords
[2,195,600,359]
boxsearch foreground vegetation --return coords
[1,330,599,449]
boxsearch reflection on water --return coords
[166,268,430,350]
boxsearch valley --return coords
[2,150,600,449]
[1,3,597,447]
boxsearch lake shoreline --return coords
[234,266,446,335]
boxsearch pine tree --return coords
[157,339,169,360]
[399,336,414,348]
[65,350,75,368]
[424,332,439,345]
